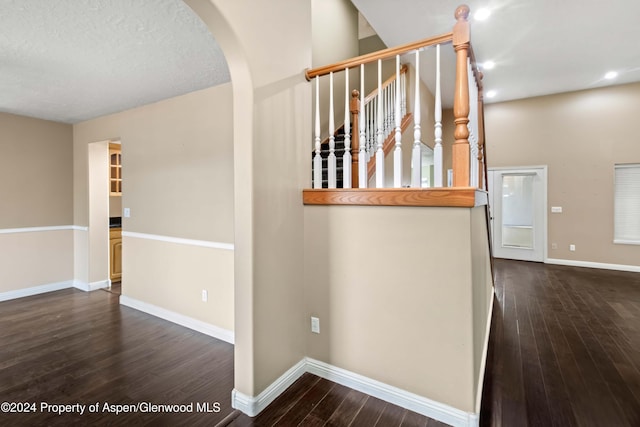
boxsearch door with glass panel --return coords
[488,167,546,262]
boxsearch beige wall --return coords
[73,83,235,326]
[0,230,74,293]
[470,205,493,411]
[485,82,640,266]
[186,0,312,397]
[304,204,492,412]
[124,237,233,330]
[0,113,74,293]
[88,141,110,284]
[0,113,73,228]
[312,0,359,141]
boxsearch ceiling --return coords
[1,1,638,124]
[353,0,640,106]
[0,0,229,123]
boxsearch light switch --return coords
[551,206,562,213]
[123,207,131,218]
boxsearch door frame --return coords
[488,165,548,262]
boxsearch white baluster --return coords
[359,64,367,188]
[401,70,407,117]
[467,59,478,188]
[365,100,371,162]
[384,85,395,140]
[313,76,322,188]
[328,72,337,188]
[367,98,377,162]
[343,68,351,188]
[393,55,403,188]
[434,44,443,188]
[375,59,385,188]
[411,49,422,188]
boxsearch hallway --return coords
[481,259,640,426]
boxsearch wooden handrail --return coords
[305,33,453,80]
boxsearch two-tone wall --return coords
[0,113,75,300]
[73,83,235,338]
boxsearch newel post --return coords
[350,90,360,188]
[452,5,471,187]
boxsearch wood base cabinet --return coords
[110,228,122,282]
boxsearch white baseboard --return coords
[475,287,495,415]
[546,258,640,273]
[0,280,73,302]
[119,295,234,344]
[306,358,477,427]
[232,359,307,417]
[89,280,109,291]
[72,280,109,292]
[232,357,479,427]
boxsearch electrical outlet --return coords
[311,317,320,334]
[551,243,557,249]
[569,244,576,252]
[201,290,208,302]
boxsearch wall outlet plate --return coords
[311,317,320,334]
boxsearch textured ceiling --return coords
[0,0,229,123]
[3,1,638,124]
[353,0,640,106]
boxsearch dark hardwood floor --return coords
[0,288,234,426]
[2,259,639,426]
[222,373,447,427]
[481,259,640,427]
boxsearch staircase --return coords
[314,126,346,188]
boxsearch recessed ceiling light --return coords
[475,8,491,21]
[486,90,497,98]
[604,71,618,80]
[482,60,495,70]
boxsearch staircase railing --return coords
[306,4,485,194]
[312,66,409,189]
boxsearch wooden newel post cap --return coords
[352,89,359,98]
[455,4,470,22]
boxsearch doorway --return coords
[488,166,547,262]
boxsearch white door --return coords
[488,167,547,262]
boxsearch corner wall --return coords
[186,0,312,399]
[73,83,235,334]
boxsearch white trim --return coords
[231,356,482,426]
[232,359,307,417]
[545,258,640,273]
[119,295,234,344]
[488,165,548,263]
[0,280,73,302]
[305,358,477,427]
[474,190,488,207]
[475,287,495,414]
[122,231,234,250]
[614,239,640,246]
[71,280,109,292]
[0,225,87,234]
